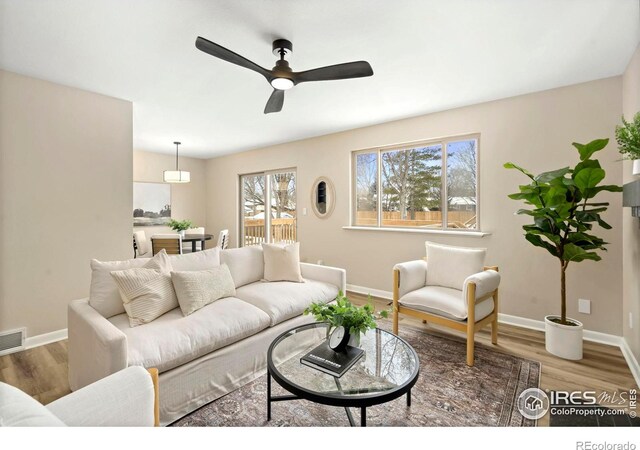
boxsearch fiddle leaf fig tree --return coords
[504,139,622,325]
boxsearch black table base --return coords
[266,369,412,427]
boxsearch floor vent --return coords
[0,328,26,356]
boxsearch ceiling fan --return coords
[195,37,374,114]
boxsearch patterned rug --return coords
[171,321,540,427]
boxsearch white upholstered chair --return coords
[217,229,229,250]
[133,230,151,258]
[0,366,159,426]
[151,233,183,255]
[392,241,500,366]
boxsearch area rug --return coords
[171,321,540,427]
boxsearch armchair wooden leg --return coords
[466,282,476,367]
[491,289,499,345]
[392,269,400,335]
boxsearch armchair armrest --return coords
[47,366,155,426]
[68,299,128,391]
[300,263,346,293]
[393,260,428,299]
[463,269,501,304]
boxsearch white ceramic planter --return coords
[633,159,640,175]
[178,230,186,238]
[544,315,583,360]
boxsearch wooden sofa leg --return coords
[392,269,400,335]
[466,282,476,366]
[491,318,498,345]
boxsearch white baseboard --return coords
[348,284,639,387]
[620,338,640,388]
[25,328,67,350]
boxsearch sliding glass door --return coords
[240,169,296,247]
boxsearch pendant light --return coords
[163,141,190,183]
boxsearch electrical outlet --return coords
[630,312,634,329]
[578,298,591,314]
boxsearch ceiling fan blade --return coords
[264,89,285,114]
[195,37,271,80]
[293,61,373,84]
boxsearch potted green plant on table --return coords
[167,219,193,238]
[304,291,388,347]
[615,112,640,175]
[504,138,622,360]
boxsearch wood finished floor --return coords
[0,291,636,427]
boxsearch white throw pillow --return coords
[262,242,304,283]
[221,246,265,288]
[171,264,236,316]
[110,267,178,327]
[169,247,221,271]
[89,250,173,318]
[425,241,486,290]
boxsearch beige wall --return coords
[133,150,207,245]
[0,70,133,337]
[622,44,640,360]
[206,77,623,335]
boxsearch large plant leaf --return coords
[574,159,601,174]
[587,185,623,197]
[535,167,571,183]
[574,167,605,191]
[525,233,558,257]
[572,139,609,161]
[563,243,602,262]
[504,162,535,179]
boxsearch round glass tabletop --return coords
[267,322,420,408]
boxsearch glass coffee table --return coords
[266,322,419,427]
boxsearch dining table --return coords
[182,233,214,253]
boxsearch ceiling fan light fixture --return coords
[270,77,294,90]
[164,141,191,183]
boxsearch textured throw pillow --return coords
[171,264,236,316]
[262,242,303,283]
[169,247,221,271]
[425,241,486,290]
[110,266,178,327]
[89,250,173,318]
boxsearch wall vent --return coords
[0,328,26,356]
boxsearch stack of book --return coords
[300,341,364,377]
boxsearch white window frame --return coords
[239,167,297,247]
[351,134,480,232]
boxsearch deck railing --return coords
[243,218,297,246]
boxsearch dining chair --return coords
[151,234,183,255]
[133,231,151,258]
[217,229,229,250]
[183,227,205,252]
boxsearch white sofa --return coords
[68,245,346,425]
[0,366,156,427]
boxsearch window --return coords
[352,136,478,230]
[240,169,297,246]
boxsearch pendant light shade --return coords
[164,141,190,183]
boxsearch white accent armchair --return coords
[392,242,501,366]
[0,366,159,426]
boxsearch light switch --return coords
[578,299,591,314]
[302,207,307,216]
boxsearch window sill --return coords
[341,226,491,237]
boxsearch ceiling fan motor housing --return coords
[272,39,293,57]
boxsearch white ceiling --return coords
[1,0,639,158]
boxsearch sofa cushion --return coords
[425,241,486,290]
[169,247,220,271]
[235,279,338,326]
[89,250,173,318]
[221,246,264,288]
[108,297,271,373]
[399,285,494,322]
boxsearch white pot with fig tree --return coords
[505,138,622,360]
